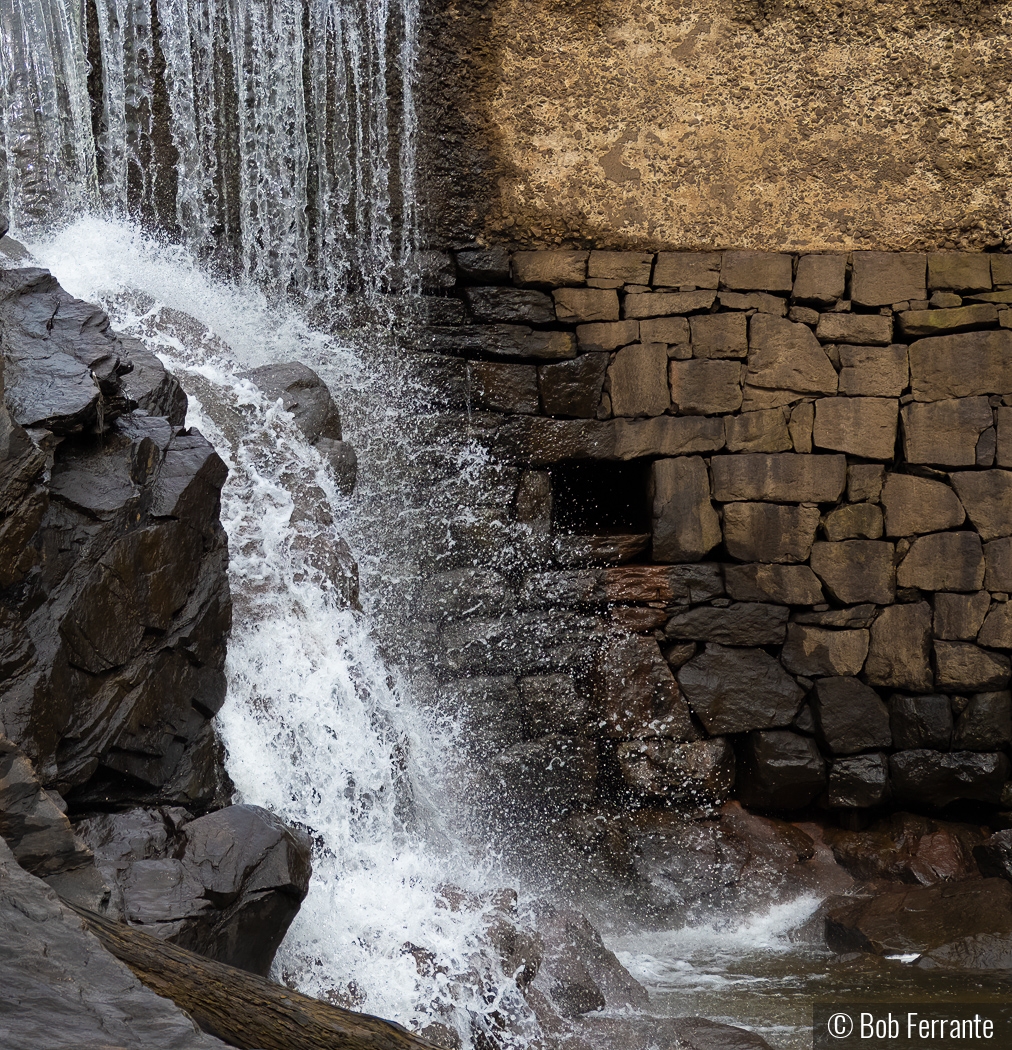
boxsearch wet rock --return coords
[793,254,847,304]
[890,750,1010,806]
[899,303,999,338]
[711,452,846,503]
[723,502,821,564]
[901,397,995,467]
[609,343,669,416]
[677,644,804,735]
[934,591,991,640]
[120,341,188,425]
[890,695,953,750]
[974,829,1012,881]
[837,344,909,398]
[851,251,927,307]
[810,540,896,605]
[420,567,516,622]
[934,641,1011,692]
[493,735,598,814]
[907,330,1012,401]
[576,318,640,352]
[464,286,555,325]
[736,730,826,809]
[664,602,788,646]
[513,250,588,288]
[538,354,608,417]
[421,324,576,361]
[929,252,992,292]
[669,358,742,414]
[468,361,539,414]
[602,563,723,603]
[864,602,933,692]
[650,456,721,562]
[578,1015,774,1050]
[440,677,523,755]
[897,532,984,592]
[822,503,883,541]
[950,469,1012,540]
[553,287,619,324]
[653,251,721,289]
[881,473,965,536]
[690,312,748,358]
[519,675,588,736]
[616,737,735,803]
[812,677,891,755]
[780,624,869,677]
[723,563,824,605]
[723,408,792,453]
[456,247,511,282]
[828,753,889,809]
[952,691,1012,750]
[745,314,838,397]
[720,250,793,293]
[250,361,343,444]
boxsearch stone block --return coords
[890,695,953,750]
[421,324,577,361]
[978,602,1012,649]
[553,288,619,324]
[689,313,748,358]
[623,291,716,319]
[538,354,609,418]
[898,304,999,338]
[908,330,1012,401]
[723,409,792,453]
[901,397,994,467]
[952,691,1012,751]
[810,541,896,605]
[576,319,640,352]
[719,292,787,315]
[852,252,927,307]
[792,255,847,305]
[664,602,789,646]
[838,345,909,397]
[602,563,723,604]
[723,503,821,564]
[950,470,1012,541]
[513,250,588,288]
[677,643,804,734]
[848,464,885,502]
[978,425,998,467]
[669,359,742,415]
[985,538,1012,591]
[813,397,899,460]
[897,532,984,592]
[828,754,889,809]
[812,677,892,755]
[935,641,1011,692]
[795,605,878,629]
[723,563,824,605]
[780,624,869,677]
[469,362,540,414]
[790,305,821,324]
[746,315,838,396]
[595,634,696,739]
[710,452,847,503]
[720,251,793,293]
[890,750,1010,806]
[881,473,965,536]
[864,602,933,692]
[519,570,602,609]
[815,313,893,346]
[928,253,992,292]
[639,317,690,346]
[519,675,589,736]
[616,737,735,802]
[589,251,654,285]
[465,286,555,325]
[652,252,721,289]
[456,247,511,282]
[736,730,827,809]
[823,504,883,541]
[789,401,815,452]
[608,343,669,417]
[650,456,721,563]
[612,416,726,459]
[934,591,991,641]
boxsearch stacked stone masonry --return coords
[422,248,1012,818]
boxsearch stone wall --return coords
[421,246,1012,820]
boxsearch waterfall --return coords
[0,0,419,293]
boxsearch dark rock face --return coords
[78,804,312,977]
[1,266,231,808]
[736,730,826,809]
[890,749,1010,806]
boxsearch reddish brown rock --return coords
[723,563,824,605]
[815,313,893,346]
[745,315,838,397]
[553,287,619,324]
[736,730,826,810]
[616,738,734,802]
[513,250,588,288]
[934,641,1011,692]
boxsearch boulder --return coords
[710,452,847,503]
[589,250,654,285]
[553,287,619,324]
[690,312,748,357]
[576,319,640,351]
[792,254,847,304]
[950,469,1012,540]
[897,532,984,592]
[848,463,885,502]
[899,303,999,338]
[624,290,716,318]
[677,644,804,735]
[851,251,927,307]
[890,749,1010,806]
[639,316,690,346]
[745,314,838,396]
[513,250,588,287]
[978,602,1012,648]
[815,313,893,346]
[669,358,742,414]
[723,563,824,605]
[653,251,721,289]
[810,540,896,604]
[650,456,721,562]
[901,396,995,467]
[250,361,343,444]
[890,695,954,750]
[609,343,669,416]
[907,329,1012,401]
[664,603,788,646]
[934,591,991,641]
[822,503,883,541]
[812,396,899,460]
[468,361,539,414]
[837,344,909,397]
[464,286,555,325]
[828,754,889,808]
[928,252,992,292]
[952,691,1012,750]
[880,473,965,536]
[723,408,792,453]
[780,624,869,677]
[934,641,1011,692]
[537,353,608,417]
[492,735,598,813]
[119,341,188,425]
[864,602,933,692]
[812,677,892,755]
[720,251,793,293]
[723,502,821,564]
[736,730,826,809]
[616,737,735,803]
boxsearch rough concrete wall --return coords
[419,0,1012,253]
